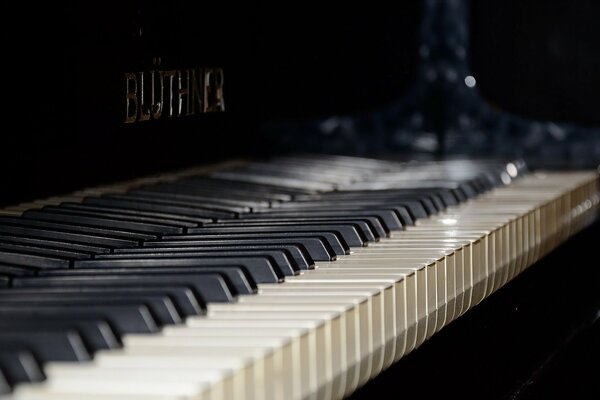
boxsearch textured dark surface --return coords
[349,220,600,400]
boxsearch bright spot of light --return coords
[506,162,518,178]
[464,75,476,88]
[440,218,458,225]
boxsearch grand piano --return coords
[1,1,599,399]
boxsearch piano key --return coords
[0,304,158,335]
[128,188,266,209]
[155,178,294,202]
[0,225,139,249]
[0,235,110,255]
[0,369,10,395]
[0,217,154,242]
[0,330,90,363]
[41,266,256,296]
[0,264,36,277]
[114,244,315,270]
[0,319,119,352]
[56,202,212,224]
[132,187,274,208]
[12,273,236,303]
[207,219,382,241]
[0,350,45,385]
[186,224,366,247]
[94,249,300,275]
[139,237,333,261]
[282,197,427,220]
[235,211,402,232]
[270,196,438,215]
[33,206,199,230]
[0,295,181,326]
[186,176,310,196]
[0,275,9,287]
[0,242,89,260]
[21,210,184,235]
[102,192,247,215]
[72,256,282,283]
[0,249,72,269]
[82,196,234,220]
[0,287,204,318]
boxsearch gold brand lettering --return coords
[124,60,224,123]
[124,73,138,123]
[138,72,151,122]
[177,69,190,117]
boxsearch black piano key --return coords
[0,234,111,255]
[0,295,181,326]
[94,250,299,275]
[186,224,365,247]
[42,267,255,297]
[0,286,204,318]
[0,319,119,351]
[113,192,251,214]
[0,304,158,335]
[73,256,281,283]
[141,238,333,262]
[164,180,293,203]
[83,197,234,220]
[116,245,314,270]
[0,249,72,269]
[0,264,36,277]
[37,205,199,230]
[0,275,9,287]
[0,217,154,242]
[103,189,250,215]
[0,330,90,363]
[22,210,184,235]
[128,189,263,210]
[0,350,45,385]
[272,197,439,216]
[12,273,236,303]
[58,202,212,224]
[416,191,450,209]
[161,232,348,256]
[183,176,303,198]
[0,368,9,395]
[133,185,271,207]
[0,242,90,262]
[237,211,401,233]
[205,220,379,242]
[0,225,139,249]
[261,202,425,224]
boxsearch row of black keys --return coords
[0,158,518,394]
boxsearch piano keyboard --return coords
[0,155,598,400]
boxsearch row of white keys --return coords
[8,172,599,400]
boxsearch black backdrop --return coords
[1,0,599,207]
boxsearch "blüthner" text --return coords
[124,59,225,123]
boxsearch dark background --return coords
[1,0,599,206]
[471,0,600,126]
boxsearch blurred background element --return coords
[263,0,600,168]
